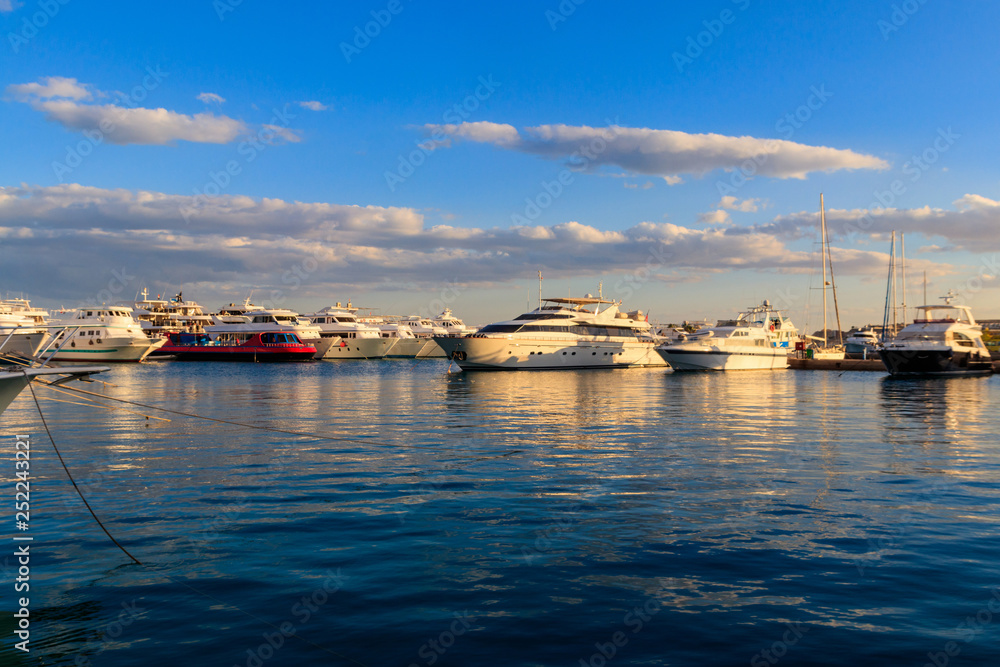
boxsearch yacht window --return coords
[477,323,523,334]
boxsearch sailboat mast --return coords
[538,270,542,309]
[900,233,907,324]
[823,195,844,347]
[882,232,896,342]
[821,194,828,347]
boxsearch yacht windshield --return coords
[477,324,523,334]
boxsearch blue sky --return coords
[2,0,999,329]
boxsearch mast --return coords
[882,232,896,342]
[900,233,907,324]
[821,194,828,347]
[923,270,927,305]
[538,270,542,309]
[822,194,844,347]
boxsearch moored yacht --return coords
[879,294,993,376]
[1,363,109,414]
[46,306,165,361]
[399,315,448,358]
[0,303,48,358]
[656,300,797,371]
[129,289,213,336]
[431,308,477,336]
[306,304,395,359]
[434,296,664,370]
[844,329,880,359]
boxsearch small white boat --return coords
[657,300,798,371]
[47,306,165,362]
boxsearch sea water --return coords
[2,360,999,665]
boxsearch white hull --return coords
[0,331,48,358]
[658,346,789,371]
[0,372,29,413]
[48,336,165,362]
[383,337,429,358]
[319,336,394,359]
[435,336,665,370]
[415,339,446,358]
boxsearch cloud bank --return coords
[420,121,889,180]
[1,184,975,306]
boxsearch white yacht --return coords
[433,296,665,370]
[129,289,213,336]
[372,321,439,358]
[879,294,993,376]
[431,308,477,336]
[844,329,880,359]
[46,306,166,362]
[203,307,332,357]
[656,300,798,371]
[0,302,48,359]
[306,304,395,359]
[399,316,449,358]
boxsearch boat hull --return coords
[0,331,48,359]
[657,346,789,371]
[434,336,665,370]
[48,336,165,362]
[383,337,432,358]
[318,336,394,360]
[878,348,994,376]
[0,372,30,413]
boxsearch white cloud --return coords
[6,77,249,145]
[420,121,889,180]
[718,196,762,212]
[6,76,92,101]
[297,101,328,111]
[261,124,302,144]
[696,209,731,226]
[663,176,684,186]
[197,92,226,105]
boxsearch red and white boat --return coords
[156,331,316,361]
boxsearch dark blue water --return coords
[3,361,999,666]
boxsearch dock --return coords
[787,357,885,372]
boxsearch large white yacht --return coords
[46,306,166,362]
[433,296,665,370]
[656,300,798,371]
[306,304,395,359]
[399,315,448,358]
[879,293,993,376]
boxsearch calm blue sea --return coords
[2,360,999,666]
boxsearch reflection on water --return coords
[1,363,998,665]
